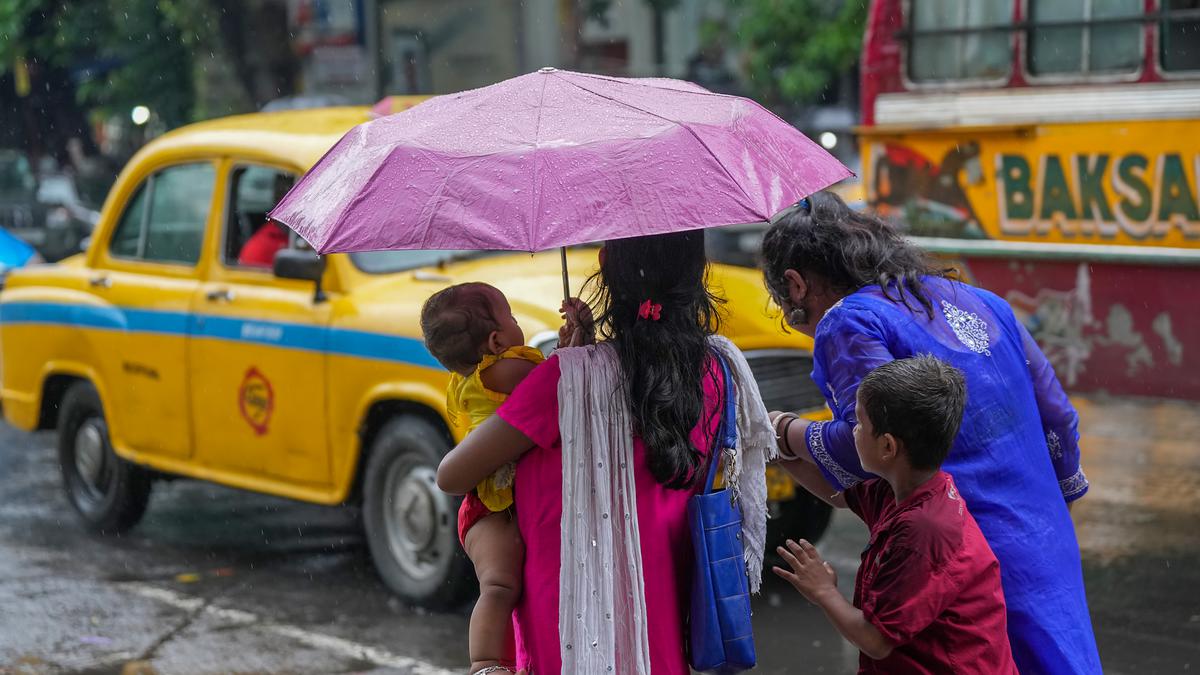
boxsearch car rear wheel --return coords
[768,492,833,549]
[57,382,152,533]
[362,416,472,609]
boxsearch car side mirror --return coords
[274,248,324,281]
[273,248,328,303]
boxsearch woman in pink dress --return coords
[437,231,729,674]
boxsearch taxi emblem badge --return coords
[239,367,274,435]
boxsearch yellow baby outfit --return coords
[446,345,545,511]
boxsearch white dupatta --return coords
[555,336,776,674]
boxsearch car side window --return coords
[109,184,149,259]
[224,165,299,271]
[109,163,215,265]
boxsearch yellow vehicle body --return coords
[0,107,826,603]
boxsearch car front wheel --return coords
[362,416,473,609]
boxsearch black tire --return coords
[767,492,833,549]
[362,416,473,609]
[57,382,152,534]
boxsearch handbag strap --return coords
[702,350,738,495]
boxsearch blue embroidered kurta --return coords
[805,276,1101,675]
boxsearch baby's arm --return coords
[479,357,539,395]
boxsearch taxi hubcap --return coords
[74,418,111,503]
[383,462,452,582]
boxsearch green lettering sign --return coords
[1156,154,1200,223]
[1000,155,1033,219]
[1039,155,1078,221]
[1117,154,1152,222]
[1076,154,1114,222]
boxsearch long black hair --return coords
[761,191,946,318]
[585,230,723,490]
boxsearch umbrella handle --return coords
[560,246,570,303]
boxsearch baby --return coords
[421,282,569,675]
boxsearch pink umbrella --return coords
[271,68,850,254]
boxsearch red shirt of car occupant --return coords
[238,222,290,268]
[238,173,295,269]
[770,356,1017,674]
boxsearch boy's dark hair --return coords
[420,282,499,373]
[858,355,967,470]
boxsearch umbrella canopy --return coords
[270,68,852,254]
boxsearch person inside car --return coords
[238,174,295,269]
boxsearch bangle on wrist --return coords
[775,414,802,461]
[780,417,801,460]
[772,412,795,440]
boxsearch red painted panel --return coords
[1009,0,1028,88]
[1144,0,1161,83]
[860,0,905,125]
[956,256,1200,399]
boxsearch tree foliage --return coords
[1,0,297,161]
[0,0,197,128]
[729,0,868,108]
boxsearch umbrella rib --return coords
[418,152,511,250]
[337,134,424,252]
[557,77,762,219]
[565,70,743,102]
[416,157,455,250]
[527,73,551,253]
[379,82,517,150]
[280,128,385,254]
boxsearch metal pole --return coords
[364,0,384,101]
[560,246,571,302]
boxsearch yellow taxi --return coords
[0,107,830,607]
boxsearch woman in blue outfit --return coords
[762,192,1101,674]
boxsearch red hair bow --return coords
[637,299,662,321]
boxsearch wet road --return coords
[2,396,1198,674]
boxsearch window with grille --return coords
[1027,0,1143,76]
[909,0,1013,82]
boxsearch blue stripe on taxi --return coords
[0,301,441,369]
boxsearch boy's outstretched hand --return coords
[773,538,895,661]
[773,538,839,604]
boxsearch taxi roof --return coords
[143,106,373,172]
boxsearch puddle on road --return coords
[1073,397,1200,563]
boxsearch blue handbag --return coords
[687,352,756,673]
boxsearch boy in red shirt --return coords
[772,355,1017,674]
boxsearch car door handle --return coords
[88,275,111,289]
[205,288,235,303]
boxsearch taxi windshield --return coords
[349,249,493,274]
